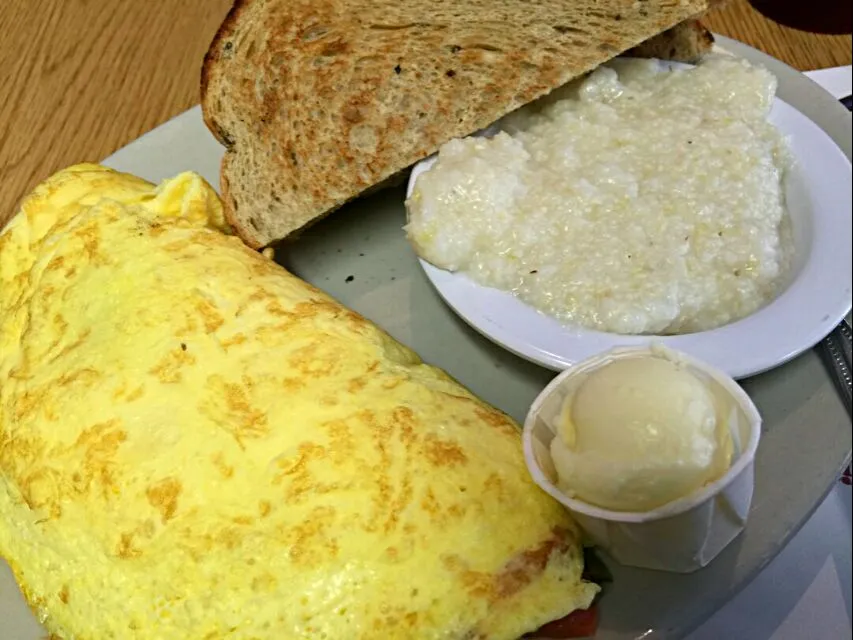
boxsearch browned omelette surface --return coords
[0,165,596,639]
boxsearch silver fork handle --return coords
[820,321,852,417]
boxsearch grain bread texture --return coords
[628,18,714,62]
[202,0,716,248]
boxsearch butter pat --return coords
[550,357,732,512]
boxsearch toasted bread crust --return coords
[200,0,246,149]
[202,0,262,247]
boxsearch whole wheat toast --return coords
[629,18,714,62]
[202,0,716,248]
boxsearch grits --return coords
[406,56,793,335]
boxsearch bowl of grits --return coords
[403,55,853,378]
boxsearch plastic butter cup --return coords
[522,344,762,574]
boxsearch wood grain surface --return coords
[1,0,850,228]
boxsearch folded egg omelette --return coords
[0,165,597,639]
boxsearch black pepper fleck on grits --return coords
[180,343,187,351]
[346,275,354,283]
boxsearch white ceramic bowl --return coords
[523,345,762,573]
[405,62,852,379]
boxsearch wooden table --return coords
[1,0,850,228]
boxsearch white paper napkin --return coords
[805,65,852,100]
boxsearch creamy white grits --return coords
[405,56,793,335]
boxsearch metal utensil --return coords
[819,321,852,417]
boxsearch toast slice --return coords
[628,18,714,62]
[202,0,716,248]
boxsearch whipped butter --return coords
[550,356,733,512]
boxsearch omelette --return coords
[0,165,597,639]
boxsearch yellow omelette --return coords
[0,165,596,639]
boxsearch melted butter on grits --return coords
[0,165,596,639]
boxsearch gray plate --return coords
[1,36,850,640]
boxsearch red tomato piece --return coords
[530,605,599,638]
